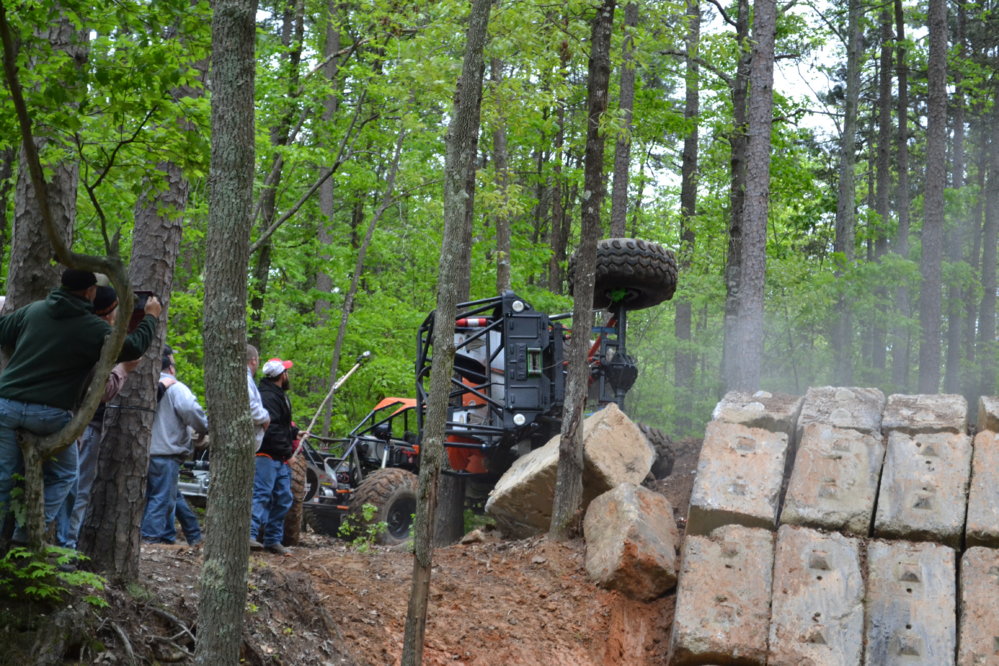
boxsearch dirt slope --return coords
[8,437,701,665]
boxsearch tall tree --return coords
[194,0,259,660]
[609,1,637,237]
[722,0,776,391]
[944,0,966,394]
[550,0,615,540]
[917,0,947,392]
[890,0,912,389]
[675,0,700,432]
[831,0,862,385]
[402,0,492,662]
[871,3,893,374]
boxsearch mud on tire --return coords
[347,468,418,546]
[571,238,677,311]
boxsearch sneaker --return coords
[264,543,291,556]
[249,538,264,550]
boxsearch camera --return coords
[128,290,157,332]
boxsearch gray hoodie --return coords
[149,372,208,457]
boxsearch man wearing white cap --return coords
[249,357,300,555]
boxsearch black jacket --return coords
[258,378,298,461]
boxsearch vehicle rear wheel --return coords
[348,468,418,546]
[571,238,678,311]
[283,455,308,546]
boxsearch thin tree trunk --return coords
[871,6,893,372]
[720,0,751,388]
[944,0,966,394]
[547,34,571,293]
[194,0,258,660]
[890,0,912,389]
[675,0,700,433]
[491,59,512,293]
[832,0,861,385]
[723,0,776,391]
[550,0,615,540]
[978,106,999,398]
[402,1,491,662]
[917,0,948,392]
[609,2,637,237]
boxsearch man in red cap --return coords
[249,357,300,555]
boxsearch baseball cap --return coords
[92,285,119,316]
[262,358,293,377]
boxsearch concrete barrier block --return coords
[712,390,804,439]
[796,386,886,439]
[485,404,653,537]
[686,421,789,536]
[977,395,999,433]
[873,431,972,547]
[669,525,774,665]
[780,423,885,536]
[882,393,968,435]
[865,539,956,666]
[966,431,999,548]
[958,547,999,666]
[583,483,680,600]
[768,525,864,666]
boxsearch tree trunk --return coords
[80,165,185,581]
[491,59,512,293]
[977,106,999,398]
[720,0,751,388]
[675,0,700,433]
[723,0,776,391]
[550,0,615,541]
[832,0,861,385]
[917,0,947,393]
[402,1,491,662]
[609,1,637,237]
[890,0,912,389]
[6,15,86,311]
[194,0,258,661]
[547,34,571,293]
[944,0,966,394]
[871,5,893,373]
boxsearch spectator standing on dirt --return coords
[56,285,141,549]
[246,345,270,451]
[0,269,160,541]
[141,345,208,545]
[249,358,300,556]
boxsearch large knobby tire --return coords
[639,423,674,480]
[283,455,308,546]
[348,468,418,546]
[571,238,678,311]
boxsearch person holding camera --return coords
[0,269,160,542]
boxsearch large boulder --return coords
[711,390,803,439]
[583,483,679,600]
[484,404,654,538]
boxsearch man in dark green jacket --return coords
[0,268,161,541]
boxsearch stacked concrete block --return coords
[958,547,999,666]
[711,390,804,440]
[865,540,956,665]
[781,423,885,536]
[882,393,968,435]
[873,430,972,547]
[669,525,774,665]
[686,421,790,536]
[796,386,886,440]
[768,525,864,666]
[978,395,999,433]
[966,430,999,548]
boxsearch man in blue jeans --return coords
[141,345,208,545]
[0,269,160,543]
[250,358,303,555]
